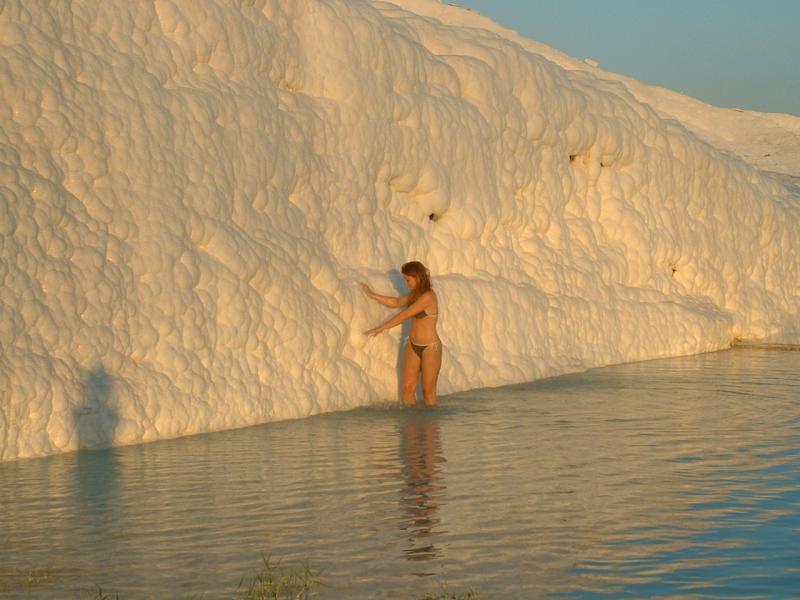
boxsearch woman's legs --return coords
[402,341,422,407]
[420,343,442,407]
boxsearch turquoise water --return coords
[1,349,799,598]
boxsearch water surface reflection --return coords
[399,413,446,568]
[1,350,799,598]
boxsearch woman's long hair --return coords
[402,261,432,305]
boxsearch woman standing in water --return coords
[362,261,441,407]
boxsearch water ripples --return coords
[1,349,799,598]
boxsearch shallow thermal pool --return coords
[2,349,799,598]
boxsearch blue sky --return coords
[452,0,800,116]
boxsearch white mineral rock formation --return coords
[1,0,798,460]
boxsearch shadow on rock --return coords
[72,363,120,450]
[387,268,416,402]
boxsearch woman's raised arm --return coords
[360,282,408,308]
[364,292,431,336]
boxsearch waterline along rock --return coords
[1,0,798,460]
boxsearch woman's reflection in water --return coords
[399,412,447,571]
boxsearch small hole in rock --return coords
[429,213,438,222]
[569,155,577,162]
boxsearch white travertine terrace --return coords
[1,0,798,461]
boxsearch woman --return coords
[362,261,441,407]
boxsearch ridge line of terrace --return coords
[731,339,800,351]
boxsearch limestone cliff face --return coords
[1,0,798,460]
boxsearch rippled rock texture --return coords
[1,0,798,459]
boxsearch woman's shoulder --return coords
[421,290,438,307]
[408,290,434,307]
[420,289,436,301]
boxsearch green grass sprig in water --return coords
[235,555,321,600]
[89,586,120,600]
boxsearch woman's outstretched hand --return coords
[364,325,383,337]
